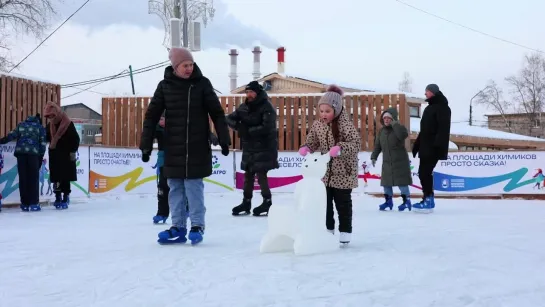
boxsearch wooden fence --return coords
[100,93,409,151]
[0,74,61,136]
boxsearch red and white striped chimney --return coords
[252,46,261,80]
[229,49,238,92]
[277,47,286,75]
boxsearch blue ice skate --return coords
[53,199,62,209]
[379,195,393,211]
[0,198,2,212]
[398,195,412,212]
[20,204,29,212]
[157,226,187,244]
[413,195,435,213]
[153,215,168,224]
[59,196,70,210]
[188,226,204,245]
[30,204,41,211]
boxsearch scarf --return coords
[44,102,71,149]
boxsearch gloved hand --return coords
[142,151,150,163]
[69,152,77,161]
[412,144,419,158]
[371,159,376,167]
[298,146,311,156]
[209,133,219,146]
[221,145,229,156]
[329,146,341,157]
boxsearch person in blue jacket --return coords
[0,114,47,211]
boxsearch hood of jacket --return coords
[380,107,399,125]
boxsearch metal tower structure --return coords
[148,0,215,50]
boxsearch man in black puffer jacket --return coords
[411,84,451,213]
[227,81,279,216]
[140,47,231,245]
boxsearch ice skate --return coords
[253,199,271,216]
[53,194,62,209]
[58,194,70,210]
[30,204,41,212]
[413,195,435,213]
[378,194,393,211]
[398,194,412,212]
[153,215,168,224]
[232,198,251,216]
[20,204,29,212]
[339,232,351,245]
[157,226,187,244]
[188,226,204,245]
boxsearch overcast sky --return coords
[6,0,545,125]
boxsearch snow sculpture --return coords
[260,151,339,255]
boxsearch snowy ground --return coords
[1,193,545,307]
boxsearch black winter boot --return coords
[252,199,272,216]
[232,198,252,216]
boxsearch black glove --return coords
[142,152,150,163]
[221,145,229,156]
[412,144,419,158]
[209,133,219,146]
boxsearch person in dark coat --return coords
[152,113,170,224]
[0,113,47,211]
[44,101,80,209]
[411,84,451,213]
[140,47,231,245]
[371,107,413,212]
[226,81,279,216]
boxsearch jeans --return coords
[167,178,205,229]
[383,185,410,196]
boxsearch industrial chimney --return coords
[252,46,261,80]
[277,47,286,75]
[229,49,238,92]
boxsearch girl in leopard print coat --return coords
[299,85,361,244]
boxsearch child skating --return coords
[298,85,360,245]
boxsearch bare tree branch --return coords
[398,71,413,93]
[475,80,514,133]
[505,53,545,136]
[0,0,59,71]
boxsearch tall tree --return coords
[398,71,413,93]
[0,0,59,72]
[505,53,545,136]
[475,80,514,132]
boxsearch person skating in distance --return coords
[298,85,360,244]
[371,108,413,211]
[140,47,231,245]
[227,81,279,216]
[411,84,451,213]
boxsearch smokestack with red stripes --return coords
[252,46,261,80]
[277,47,286,75]
[229,49,238,92]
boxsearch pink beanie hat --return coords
[169,47,194,68]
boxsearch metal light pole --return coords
[469,85,491,126]
[148,0,215,51]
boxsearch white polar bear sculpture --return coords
[259,151,340,256]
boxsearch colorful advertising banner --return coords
[359,151,545,195]
[89,147,234,195]
[0,143,90,204]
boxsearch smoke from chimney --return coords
[252,46,261,80]
[229,49,238,92]
[277,47,286,75]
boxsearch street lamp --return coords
[469,85,491,126]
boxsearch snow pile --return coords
[1,71,59,85]
[411,117,545,142]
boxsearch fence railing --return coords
[0,74,61,136]
[101,93,409,151]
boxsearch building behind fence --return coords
[100,93,409,151]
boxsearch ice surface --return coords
[411,117,545,142]
[1,193,545,306]
[261,152,338,255]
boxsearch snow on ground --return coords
[411,117,545,142]
[1,193,545,307]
